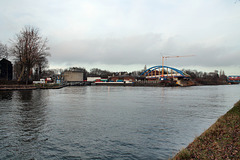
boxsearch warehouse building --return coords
[63,71,84,82]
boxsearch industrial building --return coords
[63,71,84,82]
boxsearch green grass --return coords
[172,100,240,160]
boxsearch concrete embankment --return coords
[0,84,63,90]
[0,85,37,91]
[94,81,180,87]
[172,100,240,160]
[34,84,64,89]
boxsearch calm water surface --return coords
[0,85,240,159]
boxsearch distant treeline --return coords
[183,69,228,85]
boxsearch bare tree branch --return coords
[0,42,8,59]
[10,26,50,84]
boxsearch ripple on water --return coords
[0,85,240,159]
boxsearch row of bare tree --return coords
[183,69,228,85]
[63,67,113,79]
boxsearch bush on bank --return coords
[172,100,240,160]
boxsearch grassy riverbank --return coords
[172,100,240,160]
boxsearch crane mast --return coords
[161,55,195,77]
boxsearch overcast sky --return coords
[0,0,240,75]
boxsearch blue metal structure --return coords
[140,65,188,77]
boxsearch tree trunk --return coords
[39,66,42,79]
[18,66,25,82]
[26,67,30,85]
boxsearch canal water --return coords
[0,85,240,159]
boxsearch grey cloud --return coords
[49,33,240,68]
[50,34,163,65]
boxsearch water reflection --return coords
[17,90,48,159]
[16,90,47,132]
[1,85,240,159]
[0,91,13,100]
[0,90,49,159]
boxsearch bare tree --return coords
[0,42,8,59]
[34,56,49,80]
[11,26,50,84]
